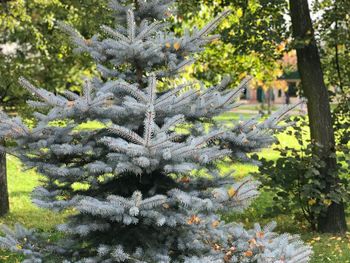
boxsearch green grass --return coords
[0,112,349,262]
[0,156,68,262]
[0,156,67,229]
[232,104,279,112]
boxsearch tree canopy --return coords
[0,0,108,110]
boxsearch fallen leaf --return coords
[187,215,201,225]
[244,250,253,257]
[212,220,220,228]
[174,42,181,50]
[256,231,264,238]
[227,187,236,197]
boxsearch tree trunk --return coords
[289,0,347,234]
[267,88,272,115]
[0,139,9,216]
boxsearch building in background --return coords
[242,51,302,105]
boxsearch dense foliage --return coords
[0,0,107,110]
[175,0,288,87]
[254,117,349,230]
[313,0,350,160]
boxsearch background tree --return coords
[313,0,350,156]
[313,0,350,92]
[0,0,107,111]
[289,0,347,234]
[176,0,288,87]
[0,139,9,216]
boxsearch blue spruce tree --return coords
[0,0,312,262]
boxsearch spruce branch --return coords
[155,82,195,107]
[147,74,157,104]
[135,21,164,41]
[101,25,130,43]
[197,9,231,38]
[108,125,145,145]
[219,76,252,108]
[127,9,136,42]
[143,106,156,146]
[19,77,67,107]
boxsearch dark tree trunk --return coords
[289,0,347,234]
[0,139,9,216]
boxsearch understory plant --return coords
[255,116,349,230]
[0,0,311,262]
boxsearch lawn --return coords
[0,112,349,262]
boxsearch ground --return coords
[0,111,349,262]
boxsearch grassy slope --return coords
[0,112,349,262]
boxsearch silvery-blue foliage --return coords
[0,0,311,262]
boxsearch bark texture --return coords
[0,139,9,216]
